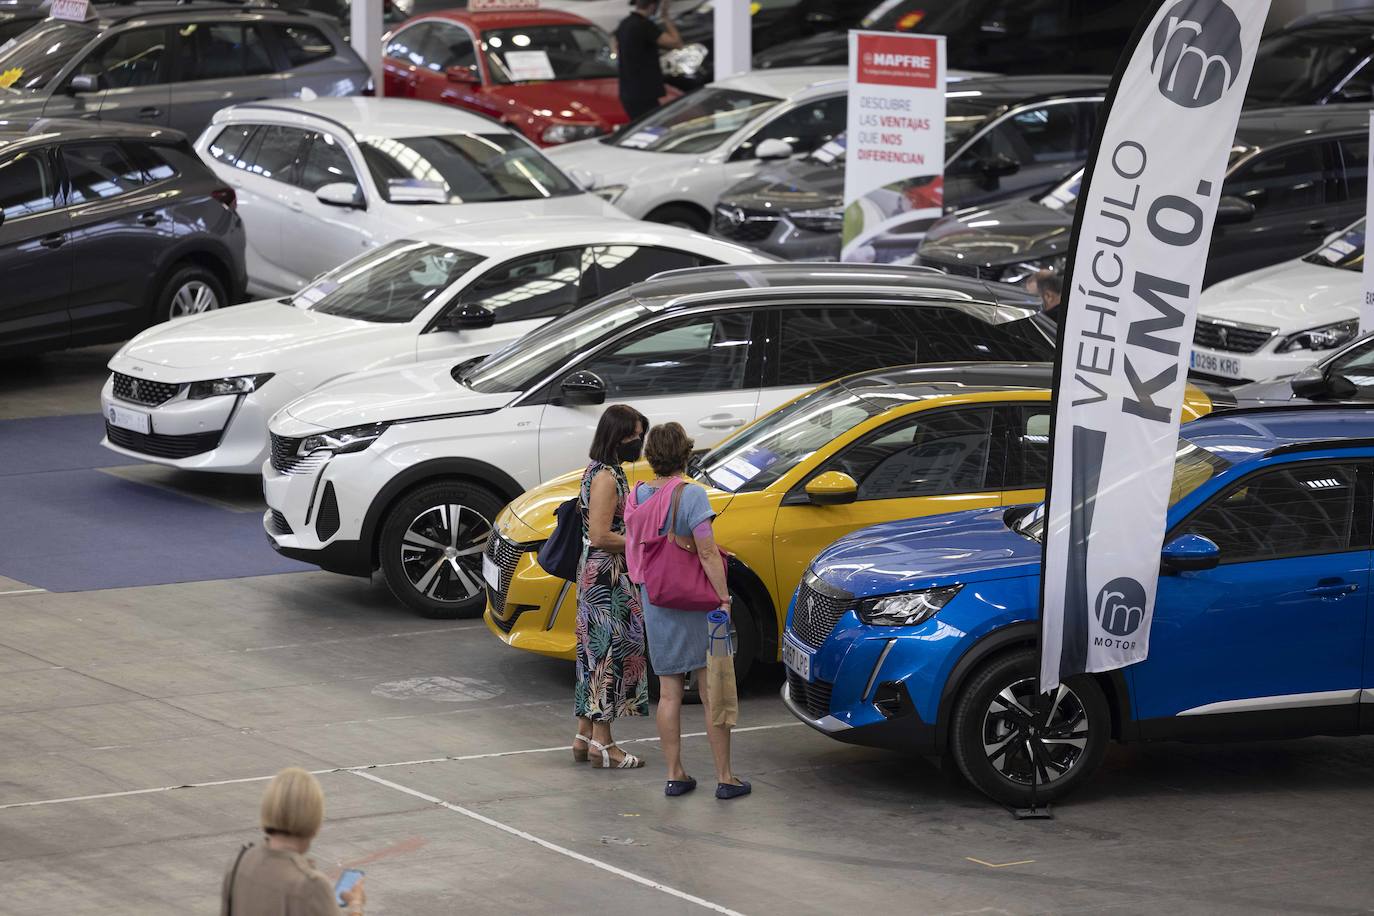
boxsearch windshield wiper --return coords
[687,453,715,489]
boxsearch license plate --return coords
[1190,349,1241,378]
[107,404,150,434]
[782,633,813,682]
[482,554,500,591]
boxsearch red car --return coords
[383,8,642,146]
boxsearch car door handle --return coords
[699,413,746,430]
[39,232,65,249]
[137,106,162,120]
[288,201,305,213]
[1307,580,1358,598]
[137,210,162,226]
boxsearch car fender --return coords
[148,236,243,309]
[727,557,776,664]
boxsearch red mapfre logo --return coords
[856,34,939,88]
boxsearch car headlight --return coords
[998,256,1065,287]
[187,373,273,399]
[541,123,603,145]
[786,205,844,233]
[1276,319,1358,353]
[298,422,389,457]
[591,183,626,204]
[858,586,962,626]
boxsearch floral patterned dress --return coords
[574,461,649,720]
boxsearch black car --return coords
[756,0,1150,75]
[0,1,45,46]
[916,105,1370,289]
[0,120,247,356]
[1233,332,1374,407]
[712,75,1108,260]
[1246,10,1374,108]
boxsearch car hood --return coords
[1198,259,1360,331]
[812,506,1040,596]
[483,80,626,130]
[277,357,518,432]
[108,300,393,378]
[0,96,47,118]
[754,30,846,68]
[546,137,703,188]
[1230,376,1301,407]
[919,198,1071,269]
[720,156,843,211]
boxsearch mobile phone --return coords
[334,869,364,907]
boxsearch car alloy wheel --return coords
[169,280,220,318]
[399,503,491,605]
[981,678,1088,787]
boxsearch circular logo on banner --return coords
[1094,577,1147,636]
[1149,0,1244,108]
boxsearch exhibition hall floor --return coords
[3,349,1373,916]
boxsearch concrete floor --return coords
[3,348,1374,915]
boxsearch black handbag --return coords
[537,496,583,581]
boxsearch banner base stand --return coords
[1010,804,1054,820]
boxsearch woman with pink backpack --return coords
[624,422,750,800]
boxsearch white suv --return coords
[262,263,1055,617]
[195,97,623,297]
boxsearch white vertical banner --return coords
[1362,112,1374,336]
[841,30,945,262]
[1040,0,1271,692]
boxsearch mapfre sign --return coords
[855,33,938,88]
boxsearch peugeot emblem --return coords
[130,379,141,399]
[1216,326,1229,349]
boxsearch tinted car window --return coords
[123,142,177,182]
[734,95,846,160]
[178,23,274,80]
[455,247,593,323]
[1339,136,1367,204]
[583,312,755,397]
[0,150,56,220]
[63,143,145,202]
[239,126,308,182]
[1326,338,1374,397]
[297,132,357,192]
[1247,29,1368,106]
[587,245,714,297]
[74,26,169,89]
[826,408,997,500]
[207,124,257,166]
[1003,405,1051,490]
[777,307,917,387]
[954,102,1091,171]
[1223,144,1327,213]
[1183,463,1365,563]
[275,23,335,67]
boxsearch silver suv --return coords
[0,2,369,140]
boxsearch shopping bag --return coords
[705,610,738,728]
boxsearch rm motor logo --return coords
[1150,0,1243,108]
[1093,576,1146,648]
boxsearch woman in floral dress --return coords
[573,404,650,769]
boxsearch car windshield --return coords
[696,381,894,493]
[1303,219,1364,273]
[1247,29,1367,105]
[1014,439,1232,541]
[458,293,649,393]
[291,240,485,323]
[0,21,96,92]
[358,133,579,204]
[482,25,617,83]
[806,133,846,165]
[609,87,778,154]
[1034,145,1250,215]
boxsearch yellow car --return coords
[483,363,1225,679]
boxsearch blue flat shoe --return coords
[715,779,751,800]
[665,777,697,797]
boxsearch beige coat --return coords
[221,844,338,916]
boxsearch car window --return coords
[0,150,55,220]
[482,24,615,83]
[1338,56,1374,101]
[953,102,1092,172]
[610,87,778,154]
[733,94,846,161]
[582,312,754,397]
[586,245,715,298]
[123,142,177,182]
[358,133,578,203]
[72,26,169,89]
[1247,28,1368,106]
[176,23,274,80]
[293,239,485,322]
[453,247,593,323]
[1222,143,1327,213]
[207,124,257,166]
[823,407,997,500]
[776,307,916,387]
[384,21,435,67]
[427,21,477,73]
[1003,405,1051,490]
[1338,136,1367,204]
[1182,463,1366,563]
[1326,337,1374,396]
[236,126,309,183]
[63,143,145,203]
[297,132,358,192]
[275,23,335,67]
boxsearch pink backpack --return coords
[624,478,722,611]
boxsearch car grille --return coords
[1192,318,1276,354]
[105,423,221,459]
[713,205,779,242]
[789,573,854,649]
[268,509,293,536]
[486,532,538,629]
[315,482,340,541]
[112,372,180,407]
[787,670,835,719]
[269,433,325,475]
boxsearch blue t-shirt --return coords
[635,481,713,538]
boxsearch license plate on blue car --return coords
[782,634,812,682]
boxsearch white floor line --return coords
[0,588,45,597]
[0,722,802,811]
[353,769,748,916]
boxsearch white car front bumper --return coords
[1188,344,1326,384]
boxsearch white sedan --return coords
[547,67,846,232]
[195,97,624,298]
[1189,219,1364,384]
[100,218,772,473]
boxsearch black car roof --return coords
[1234,104,1372,148]
[841,362,1055,400]
[0,118,186,152]
[945,74,1111,111]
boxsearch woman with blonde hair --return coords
[221,767,366,916]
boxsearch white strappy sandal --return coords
[573,733,591,763]
[589,739,644,769]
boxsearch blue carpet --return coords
[0,414,308,592]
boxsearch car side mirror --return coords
[804,471,858,506]
[560,369,607,406]
[316,181,364,209]
[566,167,595,191]
[1161,533,1220,572]
[755,138,794,160]
[1215,195,1254,225]
[447,65,480,84]
[980,154,1020,178]
[1290,365,1358,400]
[440,303,495,331]
[68,74,97,94]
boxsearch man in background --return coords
[616,0,683,120]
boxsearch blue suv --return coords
[781,406,1374,805]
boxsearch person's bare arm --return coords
[588,470,627,552]
[657,0,684,49]
[691,522,730,608]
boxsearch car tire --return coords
[646,584,758,705]
[645,203,709,232]
[949,647,1109,807]
[158,263,227,322]
[378,480,505,619]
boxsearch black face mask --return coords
[617,438,643,463]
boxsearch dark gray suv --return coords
[0,120,247,356]
[0,2,369,140]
